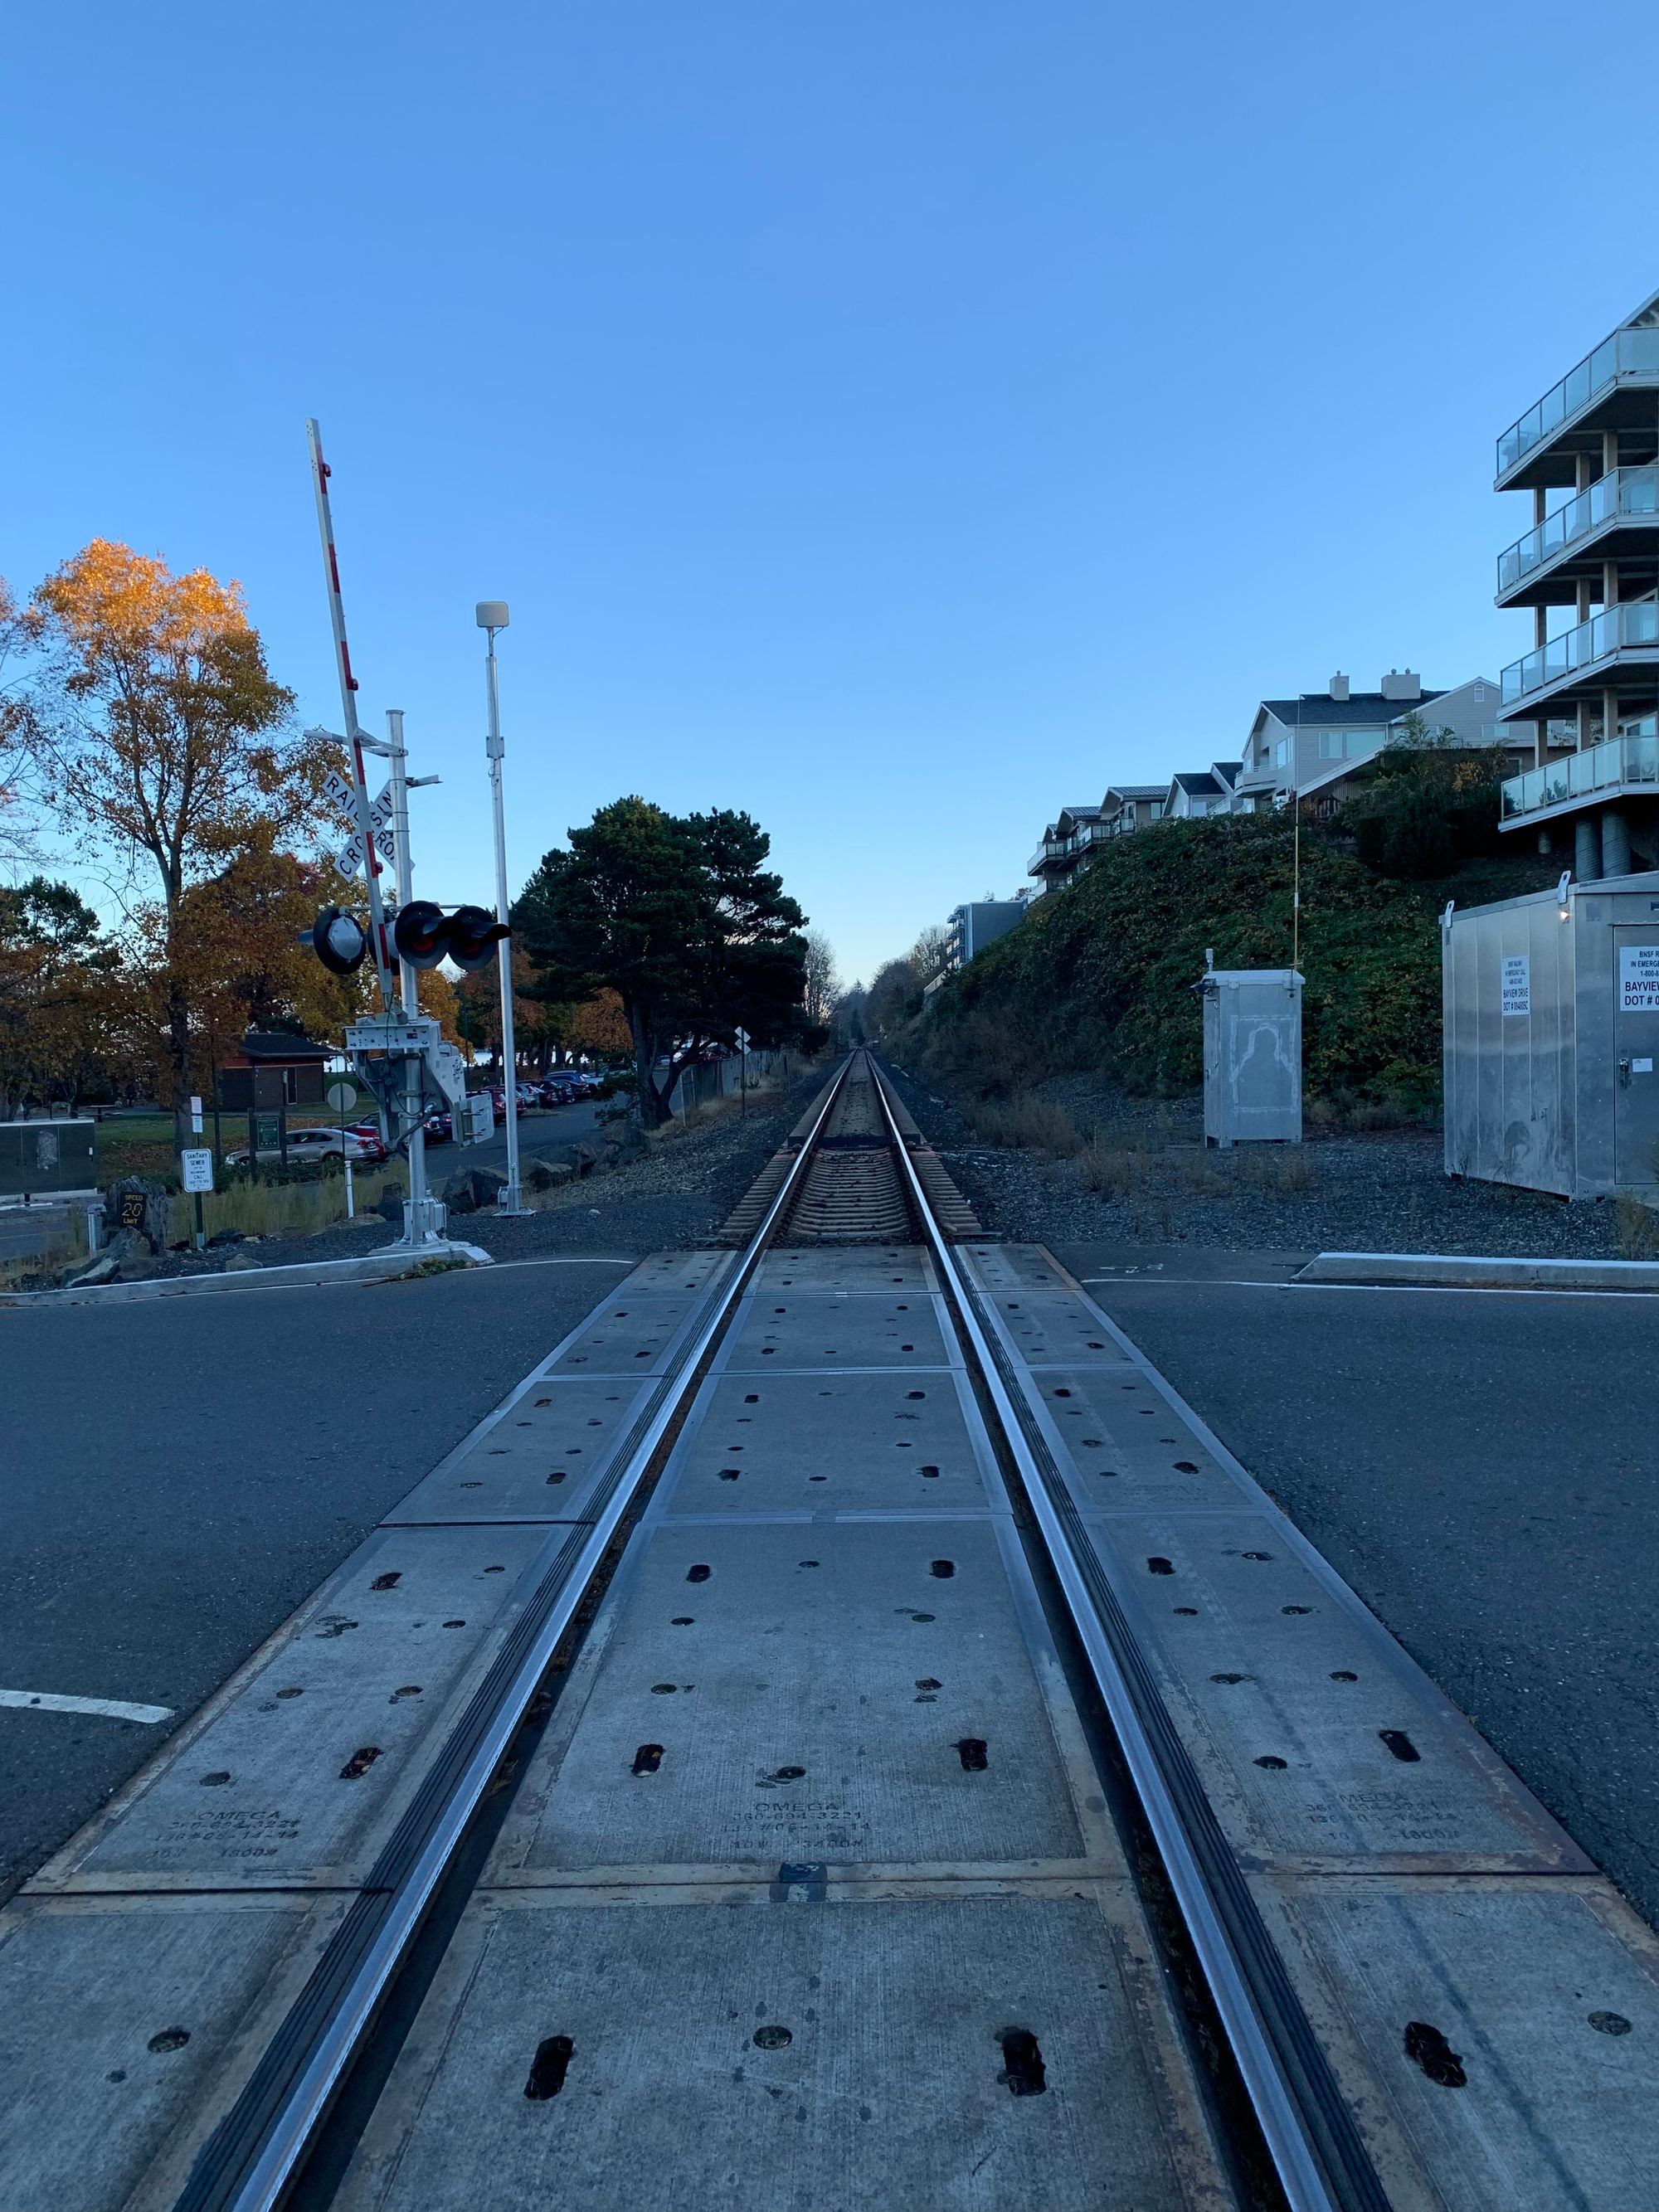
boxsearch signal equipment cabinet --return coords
[1442,869,1659,1198]
[1197,967,1303,1147]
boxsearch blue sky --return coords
[6,1,1659,987]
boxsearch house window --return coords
[1275,738,1289,766]
[1473,685,1486,702]
[1317,731,1342,759]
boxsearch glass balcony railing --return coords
[1497,467,1659,595]
[1500,598,1659,705]
[1497,328,1659,478]
[1501,732,1659,819]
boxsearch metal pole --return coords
[386,708,435,1248]
[482,623,527,1213]
[305,420,396,1011]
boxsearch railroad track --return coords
[3,1048,1656,2211]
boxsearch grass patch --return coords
[163,1159,406,1245]
[1615,1195,1659,1260]
[964,1094,1082,1156]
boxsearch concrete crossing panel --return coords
[0,1892,348,2212]
[36,1523,574,1891]
[491,1518,1102,1879]
[664,1369,1000,1515]
[721,1291,953,1373]
[387,1377,660,1524]
[333,1884,1235,2212]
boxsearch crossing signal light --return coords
[390,900,509,974]
[445,904,511,973]
[391,900,449,970]
[310,905,368,975]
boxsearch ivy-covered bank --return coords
[912,814,1553,1115]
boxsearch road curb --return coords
[1297,1250,1659,1292]
[0,1240,494,1310]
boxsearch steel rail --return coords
[868,1056,1385,2212]
[175,1056,856,2212]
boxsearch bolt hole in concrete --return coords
[651,1684,679,1695]
[546,1472,566,1485]
[199,1772,231,1787]
[390,1685,422,1701]
[920,1465,939,1478]
[745,1394,760,1403]
[442,1619,466,1628]
[906,1391,926,1401]
[1173,1461,1199,1474]
[718,1469,740,1482]
[523,2035,575,2100]
[1331,1670,1358,1683]
[766,1767,806,1784]
[671,1616,694,1626]
[1282,1606,1312,1616]
[276,1687,304,1699]
[1210,1674,1252,1685]
[686,1565,711,1583]
[1174,1607,1199,1616]
[956,1738,990,1772]
[339,1746,382,1780]
[370,1572,401,1591]
[147,2027,190,2054]
[929,1560,955,1579]
[753,2025,792,2050]
[1146,1558,1175,1577]
[800,1560,820,1570]
[810,1475,827,1482]
[1404,2021,1467,2088]
[1254,1756,1288,1771]
[998,2029,1047,2097]
[632,1744,664,1775]
[1379,1730,1421,1763]
[1590,2011,1633,2035]
[1240,1551,1272,1563]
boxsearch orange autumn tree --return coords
[26,541,335,1138]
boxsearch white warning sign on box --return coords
[1619,944,1659,1012]
[1501,955,1530,1017]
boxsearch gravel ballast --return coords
[882,1061,1642,1261]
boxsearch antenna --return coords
[306,418,395,1011]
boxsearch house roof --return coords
[235,1032,328,1064]
[1258,690,1447,728]
[1103,784,1166,805]
[1171,771,1225,797]
[1210,761,1243,788]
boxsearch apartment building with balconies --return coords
[1493,289,1659,878]
[1231,672,1506,819]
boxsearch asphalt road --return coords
[0,1252,633,1900]
[1056,1242,1659,1929]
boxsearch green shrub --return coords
[918,817,1552,1111]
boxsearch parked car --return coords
[423,1110,454,1143]
[226,1127,382,1168]
[538,1075,579,1106]
[343,1121,390,1163]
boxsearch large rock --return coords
[100,1175,171,1255]
[524,1156,573,1193]
[375,1182,407,1225]
[442,1164,508,1215]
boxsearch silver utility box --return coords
[1443,869,1659,1198]
[1199,968,1303,1146]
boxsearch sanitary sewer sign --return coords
[1619,946,1659,1012]
[180,1148,214,1194]
[1501,955,1530,1017]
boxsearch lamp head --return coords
[475,600,509,631]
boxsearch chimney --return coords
[1379,668,1422,702]
[1328,672,1350,701]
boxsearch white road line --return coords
[1080,1274,1656,1301]
[0,1689,173,1724]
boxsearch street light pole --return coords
[477,601,528,1214]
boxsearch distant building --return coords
[1230,673,1508,819]
[1027,805,1106,896]
[1165,762,1242,819]
[1101,784,1167,836]
[1491,285,1659,878]
[944,897,1029,972]
[216,1032,328,1111]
